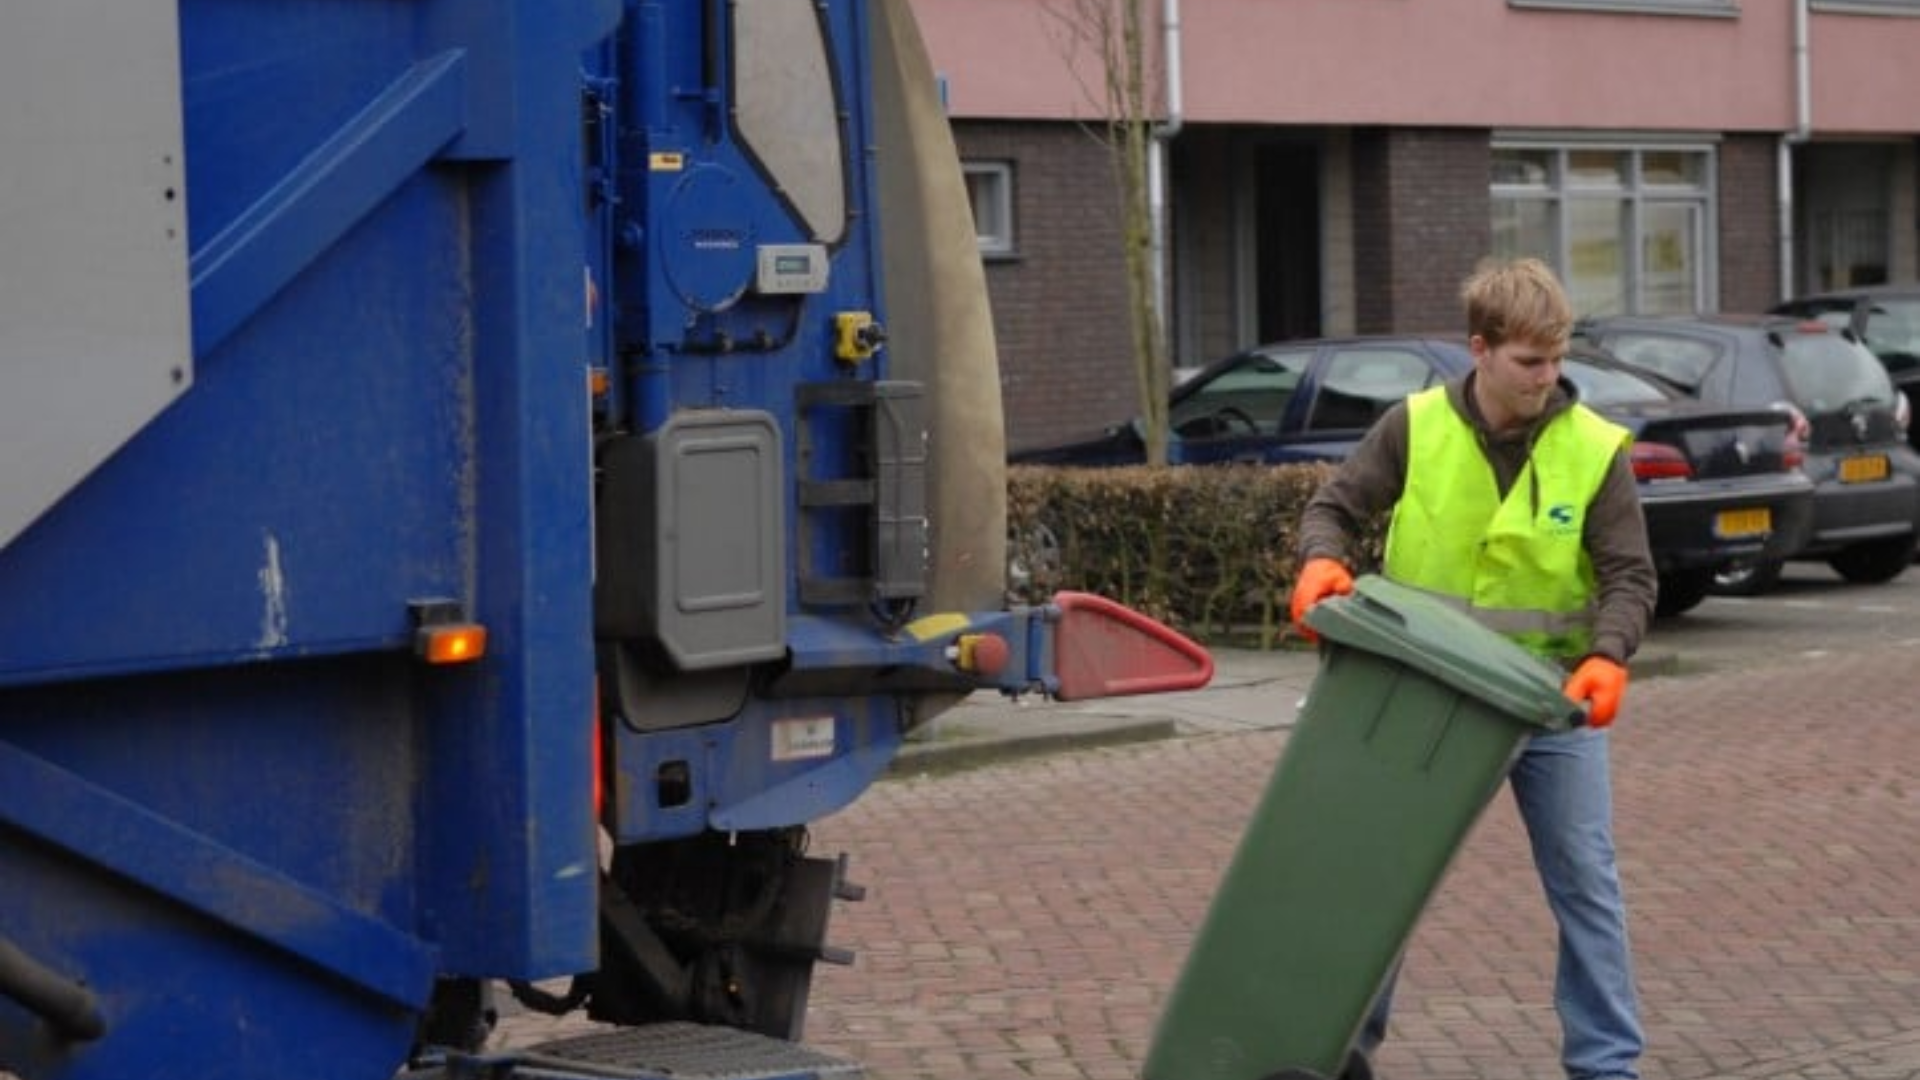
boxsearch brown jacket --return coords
[1295,374,1657,664]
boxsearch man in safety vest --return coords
[1290,256,1658,1080]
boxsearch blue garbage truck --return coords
[0,2,1210,1077]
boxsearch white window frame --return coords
[962,161,1015,257]
[1811,1,1920,14]
[1491,137,1720,317]
[1507,0,1737,14]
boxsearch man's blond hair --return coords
[1462,257,1572,350]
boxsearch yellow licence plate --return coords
[1839,454,1891,483]
[1714,507,1772,540]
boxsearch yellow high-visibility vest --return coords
[1384,386,1629,660]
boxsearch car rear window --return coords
[1564,359,1667,406]
[1774,300,1852,331]
[1601,333,1717,392]
[1777,332,1895,413]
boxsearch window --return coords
[734,0,846,242]
[963,161,1014,256]
[1305,347,1438,432]
[1492,142,1716,317]
[1588,332,1721,391]
[1778,334,1895,412]
[1170,349,1308,437]
[1562,357,1670,407]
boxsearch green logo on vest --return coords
[1546,502,1579,535]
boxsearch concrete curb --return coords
[890,713,1179,776]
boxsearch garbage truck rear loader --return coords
[0,2,1209,1078]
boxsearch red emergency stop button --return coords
[955,632,1010,677]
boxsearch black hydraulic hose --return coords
[0,937,105,1042]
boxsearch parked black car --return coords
[1560,349,1813,614]
[1770,283,1920,451]
[1011,335,1815,615]
[1574,314,1920,594]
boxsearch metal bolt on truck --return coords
[0,1,1214,1078]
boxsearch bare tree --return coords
[1041,0,1171,466]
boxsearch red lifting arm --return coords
[1050,591,1215,701]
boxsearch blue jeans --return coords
[1359,727,1644,1080]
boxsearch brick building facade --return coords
[953,123,1138,450]
[916,1,1920,453]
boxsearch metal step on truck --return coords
[0,2,1213,1078]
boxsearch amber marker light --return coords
[416,623,488,665]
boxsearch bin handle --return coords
[0,936,106,1042]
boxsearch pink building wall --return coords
[908,0,1920,136]
[1810,13,1920,133]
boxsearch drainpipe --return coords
[1150,0,1183,366]
[1778,0,1811,300]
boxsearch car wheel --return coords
[1827,533,1917,584]
[1710,557,1784,597]
[1006,521,1062,603]
[1655,569,1713,617]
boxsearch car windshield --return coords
[1306,347,1437,430]
[1563,359,1667,407]
[1169,349,1309,435]
[1777,331,1895,412]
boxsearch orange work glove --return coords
[1563,655,1629,728]
[1288,558,1355,642]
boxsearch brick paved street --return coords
[797,641,1920,1080]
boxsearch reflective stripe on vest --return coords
[1383,387,1629,659]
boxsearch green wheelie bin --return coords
[1142,574,1585,1080]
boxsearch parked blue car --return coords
[1012,335,1814,615]
[1012,336,1466,467]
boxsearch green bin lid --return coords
[1304,574,1584,731]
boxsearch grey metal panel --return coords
[0,0,194,551]
[594,412,787,672]
[656,412,787,669]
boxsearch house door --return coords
[1256,142,1321,342]
[1798,143,1893,291]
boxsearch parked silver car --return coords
[1771,283,1920,452]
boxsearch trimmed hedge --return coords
[1006,464,1384,648]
